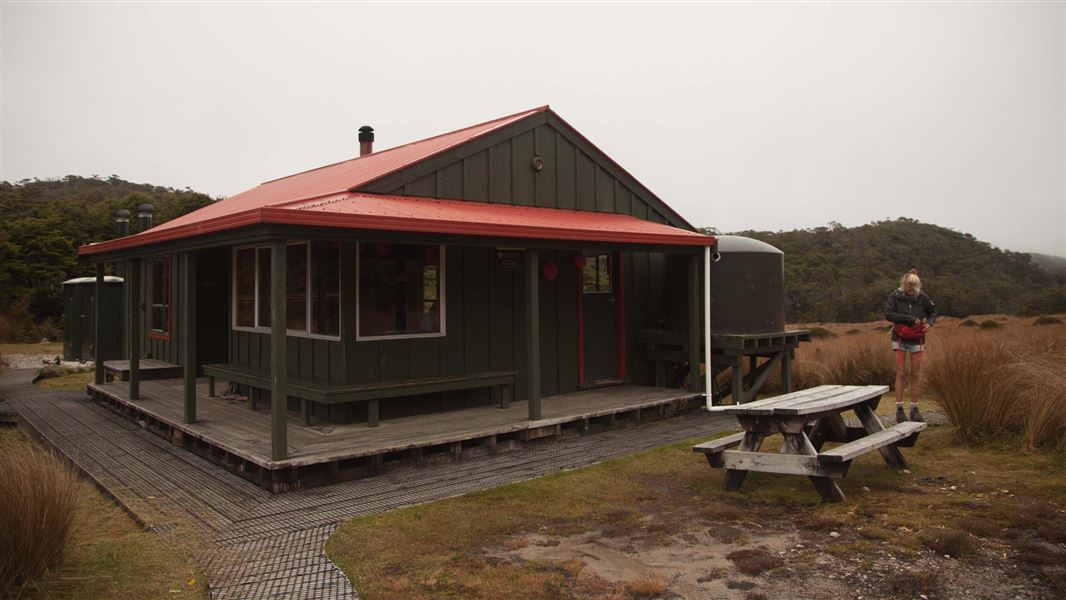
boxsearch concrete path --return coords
[1,369,734,599]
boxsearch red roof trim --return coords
[79,193,714,256]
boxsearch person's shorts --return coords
[893,340,924,353]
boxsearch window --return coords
[357,243,444,339]
[233,241,341,338]
[148,256,171,338]
[582,253,611,293]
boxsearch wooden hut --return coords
[79,106,717,490]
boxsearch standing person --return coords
[885,269,937,423]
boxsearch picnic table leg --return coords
[854,401,907,469]
[807,414,849,451]
[723,431,766,490]
[781,431,846,502]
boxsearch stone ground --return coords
[0,368,734,599]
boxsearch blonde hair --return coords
[900,269,921,294]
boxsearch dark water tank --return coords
[62,276,124,362]
[710,236,786,334]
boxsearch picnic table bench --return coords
[693,384,925,502]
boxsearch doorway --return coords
[579,252,623,385]
[196,248,230,368]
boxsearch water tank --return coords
[710,236,786,334]
[62,276,124,362]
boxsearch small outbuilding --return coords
[62,275,123,362]
[79,106,727,490]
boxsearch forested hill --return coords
[0,176,215,330]
[725,219,1066,322]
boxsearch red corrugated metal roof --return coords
[81,193,713,255]
[80,106,711,255]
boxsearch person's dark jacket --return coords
[885,288,937,342]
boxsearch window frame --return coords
[355,243,446,341]
[148,255,172,340]
[582,253,613,295]
[231,241,341,341]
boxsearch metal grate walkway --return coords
[1,369,734,599]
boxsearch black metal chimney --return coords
[358,125,374,156]
[115,209,131,238]
[136,203,154,232]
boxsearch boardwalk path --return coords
[1,369,733,599]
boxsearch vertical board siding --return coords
[437,161,464,200]
[556,134,577,210]
[511,129,536,206]
[488,140,512,204]
[440,247,465,376]
[575,151,596,212]
[533,125,557,208]
[463,150,490,202]
[595,166,615,213]
[538,251,559,397]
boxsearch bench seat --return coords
[203,363,515,427]
[692,432,746,456]
[818,421,926,463]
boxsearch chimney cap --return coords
[358,125,375,142]
[114,209,131,220]
[136,203,155,215]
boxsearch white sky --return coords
[2,2,1064,256]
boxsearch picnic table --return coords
[693,385,926,502]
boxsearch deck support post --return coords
[781,348,793,393]
[93,262,105,385]
[270,239,288,461]
[128,257,141,400]
[687,253,702,394]
[181,252,197,423]
[339,242,357,384]
[526,248,541,420]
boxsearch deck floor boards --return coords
[3,369,735,599]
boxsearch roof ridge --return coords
[257,105,549,188]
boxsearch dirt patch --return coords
[497,530,808,599]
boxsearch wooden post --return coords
[781,348,793,393]
[688,253,701,393]
[339,242,357,384]
[128,258,141,400]
[270,240,288,461]
[181,252,197,424]
[93,262,105,385]
[526,249,541,420]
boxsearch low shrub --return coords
[808,327,835,339]
[960,319,979,327]
[921,529,976,557]
[1034,316,1063,326]
[979,320,1004,329]
[0,440,80,595]
[626,574,668,597]
[725,548,783,576]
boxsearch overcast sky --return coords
[2,2,1064,256]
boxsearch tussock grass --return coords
[0,436,80,595]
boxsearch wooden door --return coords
[580,252,619,384]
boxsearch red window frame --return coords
[148,255,172,340]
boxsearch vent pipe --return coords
[136,203,154,232]
[114,209,131,238]
[358,125,374,156]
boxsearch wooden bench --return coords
[693,385,926,502]
[103,359,183,382]
[203,363,515,427]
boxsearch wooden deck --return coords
[87,378,702,492]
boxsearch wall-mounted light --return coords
[531,155,544,172]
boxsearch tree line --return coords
[713,218,1066,323]
[0,175,215,341]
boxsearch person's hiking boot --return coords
[895,406,907,423]
[910,406,925,423]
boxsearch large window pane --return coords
[311,241,340,336]
[235,248,256,327]
[582,253,611,294]
[358,243,442,338]
[257,247,271,327]
[286,244,307,330]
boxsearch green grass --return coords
[35,370,94,391]
[0,428,208,600]
[326,415,1066,600]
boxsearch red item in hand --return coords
[893,322,927,342]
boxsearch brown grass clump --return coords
[725,548,784,576]
[0,438,80,595]
[626,574,668,597]
[921,529,976,558]
[1034,316,1064,326]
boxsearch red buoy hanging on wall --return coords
[572,253,587,269]
[542,260,559,281]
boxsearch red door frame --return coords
[577,251,626,385]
